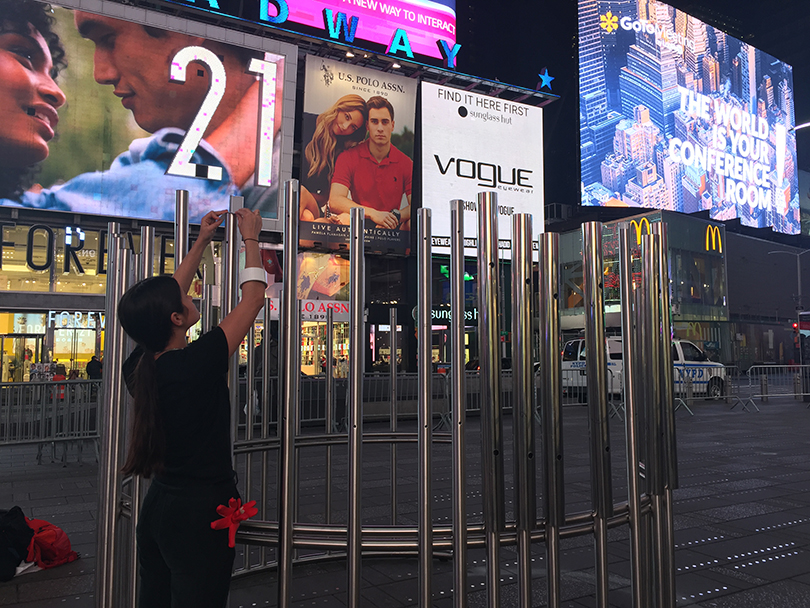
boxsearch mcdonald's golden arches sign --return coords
[629,217,651,244]
[705,225,723,253]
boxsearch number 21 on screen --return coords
[165,46,278,186]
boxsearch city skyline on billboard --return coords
[0,2,297,227]
[579,0,799,234]
[161,0,458,64]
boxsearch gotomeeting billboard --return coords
[579,0,799,234]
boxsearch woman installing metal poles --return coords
[117,207,266,607]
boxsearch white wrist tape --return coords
[240,266,268,287]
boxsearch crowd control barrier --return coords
[95,187,679,608]
[730,364,810,412]
[0,379,101,463]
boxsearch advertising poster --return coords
[420,82,545,255]
[0,2,295,225]
[579,0,798,234]
[160,0,457,63]
[299,56,417,254]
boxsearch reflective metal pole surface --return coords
[174,190,189,267]
[477,191,504,608]
[653,222,677,608]
[95,224,128,608]
[539,231,563,608]
[389,307,398,525]
[642,232,667,608]
[619,224,644,607]
[325,308,334,526]
[417,208,433,608]
[512,213,535,608]
[130,224,155,608]
[278,182,300,608]
[223,198,242,460]
[347,207,365,607]
[582,222,612,605]
[450,200,468,608]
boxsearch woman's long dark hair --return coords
[117,276,184,477]
[0,1,67,200]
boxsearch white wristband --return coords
[240,267,268,287]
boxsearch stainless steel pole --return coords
[347,207,365,608]
[278,181,300,608]
[95,224,128,608]
[389,306,398,525]
[450,200,468,608]
[619,224,644,608]
[643,232,667,608]
[512,213,535,608]
[174,190,189,267]
[582,222,612,605]
[261,299,272,567]
[223,197,242,459]
[539,231,563,608]
[326,308,334,525]
[477,191,504,608]
[417,208,434,608]
[139,226,155,281]
[129,224,155,608]
[653,222,677,608]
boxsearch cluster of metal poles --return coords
[96,183,678,608]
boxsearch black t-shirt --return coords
[123,327,232,485]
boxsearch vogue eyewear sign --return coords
[420,82,545,257]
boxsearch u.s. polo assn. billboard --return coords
[420,83,545,255]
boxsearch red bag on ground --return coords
[24,518,79,569]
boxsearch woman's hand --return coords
[199,210,227,245]
[235,208,262,241]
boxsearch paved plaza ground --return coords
[1,397,809,608]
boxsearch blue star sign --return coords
[538,68,554,91]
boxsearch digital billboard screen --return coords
[579,0,798,234]
[298,56,417,254]
[161,0,457,64]
[0,1,296,226]
[421,82,545,256]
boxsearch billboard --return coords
[0,1,296,227]
[160,0,458,64]
[579,0,799,234]
[299,56,417,254]
[420,82,545,254]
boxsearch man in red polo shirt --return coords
[328,96,413,229]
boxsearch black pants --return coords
[136,478,239,608]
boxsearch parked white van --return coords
[561,337,725,401]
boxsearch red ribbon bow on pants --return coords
[210,498,258,548]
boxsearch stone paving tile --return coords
[3,399,810,606]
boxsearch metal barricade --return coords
[673,364,738,414]
[732,364,810,412]
[0,379,101,463]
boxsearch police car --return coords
[561,337,725,400]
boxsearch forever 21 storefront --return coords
[0,212,188,381]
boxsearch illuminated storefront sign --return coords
[47,311,106,329]
[629,217,651,244]
[705,225,723,253]
[162,0,459,65]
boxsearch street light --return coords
[768,249,810,365]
